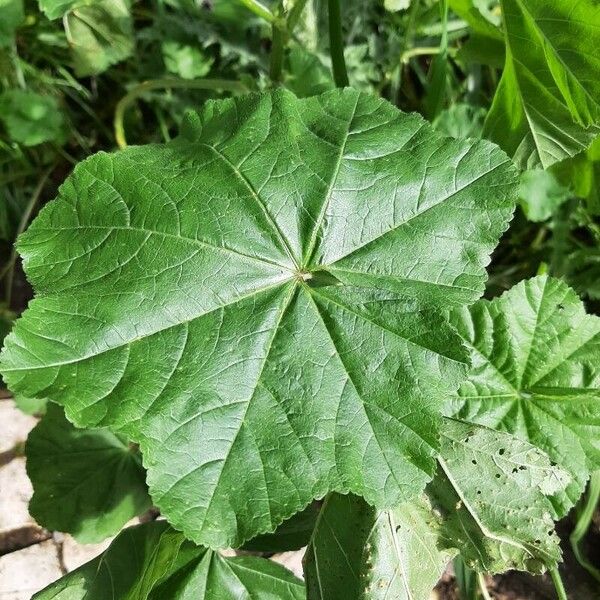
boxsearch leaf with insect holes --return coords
[33,521,305,600]
[0,88,517,548]
[26,403,151,543]
[428,418,570,573]
[448,276,600,517]
[483,0,600,169]
[304,493,452,600]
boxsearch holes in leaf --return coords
[498,448,505,456]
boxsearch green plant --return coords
[1,0,600,598]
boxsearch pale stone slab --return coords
[0,401,37,453]
[271,548,305,579]
[61,533,112,572]
[0,540,63,600]
[0,458,33,532]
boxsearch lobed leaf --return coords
[304,493,452,600]
[26,403,151,542]
[448,275,600,515]
[0,90,66,147]
[0,88,517,548]
[33,521,305,600]
[428,418,570,573]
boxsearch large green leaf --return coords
[448,276,600,515]
[26,403,151,542]
[65,0,134,76]
[0,88,517,548]
[33,521,305,600]
[483,0,600,169]
[0,90,66,147]
[428,419,570,573]
[304,493,452,600]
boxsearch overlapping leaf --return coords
[26,403,151,542]
[428,419,569,573]
[33,521,305,600]
[304,493,452,600]
[0,89,517,548]
[484,0,600,169]
[448,276,600,514]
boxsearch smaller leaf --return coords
[428,418,570,573]
[161,41,213,80]
[33,521,305,600]
[553,135,600,216]
[284,47,334,98]
[304,493,452,600]
[0,90,66,147]
[65,0,134,76]
[26,403,151,542]
[518,169,570,222]
[449,275,600,515]
[433,103,486,139]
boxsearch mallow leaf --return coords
[518,169,569,222]
[0,88,517,548]
[33,521,305,600]
[428,418,570,573]
[26,403,151,543]
[304,493,452,600]
[65,0,134,76]
[0,90,66,147]
[483,0,600,169]
[448,276,600,515]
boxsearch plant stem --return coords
[239,0,276,23]
[3,166,54,307]
[570,470,600,582]
[549,567,568,600]
[477,572,493,600]
[269,20,286,84]
[113,78,248,149]
[327,0,348,87]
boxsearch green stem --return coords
[327,0,348,87]
[570,471,600,582]
[477,572,493,600]
[239,0,276,23]
[549,567,568,600]
[113,78,248,149]
[269,21,286,84]
[10,42,26,89]
[3,167,54,306]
